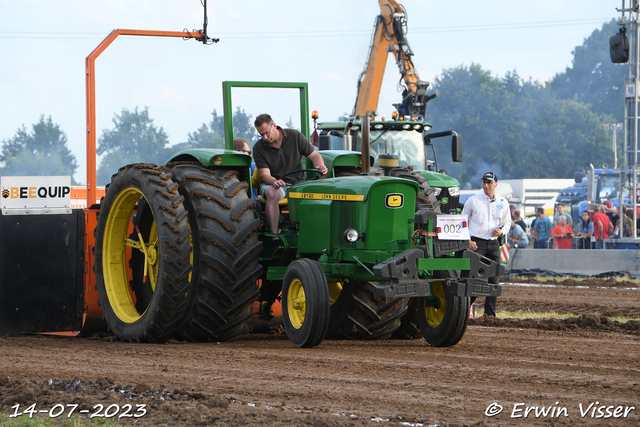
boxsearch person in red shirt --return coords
[551,215,574,249]
[592,204,613,249]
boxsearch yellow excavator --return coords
[353,0,435,118]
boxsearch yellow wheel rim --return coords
[287,278,306,329]
[327,279,343,306]
[146,222,159,292]
[424,281,446,327]
[103,188,158,323]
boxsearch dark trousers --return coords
[471,237,500,316]
[576,238,592,249]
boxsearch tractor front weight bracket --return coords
[447,279,502,298]
[372,245,505,300]
[372,280,432,299]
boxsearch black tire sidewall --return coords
[282,259,330,348]
[95,165,192,342]
[417,270,470,347]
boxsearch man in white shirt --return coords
[461,172,511,316]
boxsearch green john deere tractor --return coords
[93,81,503,348]
[310,115,466,339]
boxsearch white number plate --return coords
[436,215,470,240]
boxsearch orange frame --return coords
[85,29,203,205]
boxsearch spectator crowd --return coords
[507,200,638,250]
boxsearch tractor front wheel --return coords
[417,271,470,347]
[282,259,330,348]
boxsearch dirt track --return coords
[1,278,639,426]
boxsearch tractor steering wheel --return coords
[279,169,324,184]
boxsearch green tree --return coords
[0,115,79,181]
[285,116,295,130]
[426,64,612,187]
[182,110,225,149]
[232,107,259,144]
[548,19,626,120]
[180,107,258,150]
[97,107,169,185]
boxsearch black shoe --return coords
[272,238,283,249]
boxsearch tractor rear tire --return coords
[417,270,470,347]
[327,281,408,340]
[392,297,421,339]
[94,164,193,343]
[170,164,262,342]
[390,169,440,211]
[282,259,330,348]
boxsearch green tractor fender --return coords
[417,170,459,188]
[167,148,254,193]
[304,150,375,178]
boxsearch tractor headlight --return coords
[432,188,442,197]
[448,186,460,196]
[343,228,359,243]
[402,124,412,130]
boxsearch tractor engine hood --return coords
[287,175,418,254]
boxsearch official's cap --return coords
[481,172,497,182]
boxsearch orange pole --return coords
[83,29,203,326]
[85,29,203,206]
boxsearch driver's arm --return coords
[259,168,285,188]
[307,150,328,175]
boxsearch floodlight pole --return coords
[617,0,640,240]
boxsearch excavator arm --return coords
[353,0,435,119]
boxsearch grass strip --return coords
[0,414,119,426]
[473,308,640,323]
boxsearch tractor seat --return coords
[252,167,288,205]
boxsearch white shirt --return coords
[461,192,511,240]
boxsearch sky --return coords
[0,0,620,184]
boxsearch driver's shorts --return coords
[260,183,287,201]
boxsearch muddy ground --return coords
[1,277,639,426]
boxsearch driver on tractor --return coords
[253,113,328,245]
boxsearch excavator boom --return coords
[353,0,434,119]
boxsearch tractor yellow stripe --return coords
[288,192,365,201]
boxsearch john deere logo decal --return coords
[385,193,403,208]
